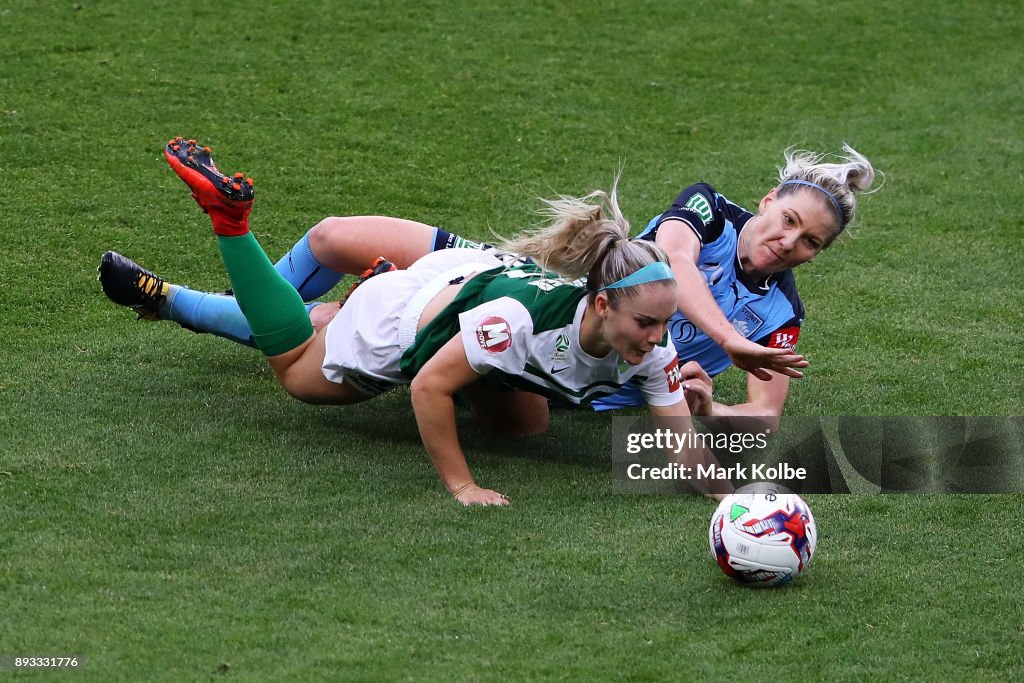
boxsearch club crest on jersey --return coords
[685,193,714,225]
[476,316,512,353]
[731,306,764,338]
[663,358,682,393]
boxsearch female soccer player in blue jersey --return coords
[590,146,876,424]
[125,138,734,506]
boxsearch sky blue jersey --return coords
[593,183,804,411]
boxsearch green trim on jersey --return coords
[521,363,629,401]
[400,264,587,379]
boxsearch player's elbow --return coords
[759,413,781,434]
[747,407,782,434]
[721,405,781,434]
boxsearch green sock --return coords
[216,233,314,356]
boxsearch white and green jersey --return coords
[400,265,685,407]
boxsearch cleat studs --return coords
[233,172,243,179]
[220,177,229,184]
[202,146,211,153]
[246,178,253,186]
[232,182,242,191]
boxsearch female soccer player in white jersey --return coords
[125,138,736,506]
[102,143,872,430]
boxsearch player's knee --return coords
[277,374,314,404]
[514,414,549,437]
[496,407,549,437]
[308,216,345,255]
[269,361,320,405]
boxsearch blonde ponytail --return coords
[500,178,672,304]
[501,185,630,280]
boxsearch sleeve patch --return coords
[768,326,801,352]
[684,193,714,224]
[475,316,513,353]
[663,357,682,393]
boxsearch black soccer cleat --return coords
[98,251,170,320]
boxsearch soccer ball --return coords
[708,491,817,587]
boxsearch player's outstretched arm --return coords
[410,335,509,507]
[656,219,808,381]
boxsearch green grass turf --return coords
[1,0,1022,680]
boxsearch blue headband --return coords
[597,261,675,291]
[780,179,845,223]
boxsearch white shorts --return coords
[321,248,503,396]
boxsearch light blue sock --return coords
[274,229,345,301]
[160,286,321,348]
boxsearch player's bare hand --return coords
[452,483,509,507]
[680,361,714,416]
[722,336,807,381]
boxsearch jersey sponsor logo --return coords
[731,305,765,338]
[476,316,512,353]
[663,357,682,393]
[768,325,801,351]
[684,193,714,225]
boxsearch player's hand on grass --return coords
[722,336,807,381]
[452,483,509,507]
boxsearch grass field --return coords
[1,0,1022,680]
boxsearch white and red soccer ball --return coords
[709,491,817,587]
